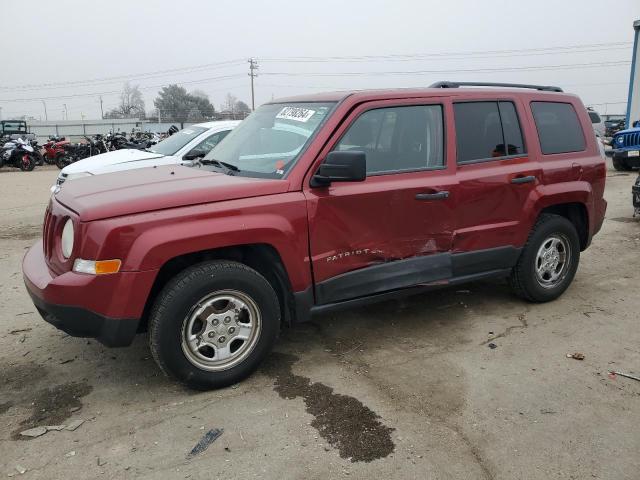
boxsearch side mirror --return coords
[311,151,366,187]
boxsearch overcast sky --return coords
[2,0,640,121]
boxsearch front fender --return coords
[80,193,312,292]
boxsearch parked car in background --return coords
[587,108,605,138]
[603,114,626,138]
[611,126,640,171]
[0,120,28,137]
[24,82,607,389]
[53,121,240,189]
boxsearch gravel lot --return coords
[1,164,639,479]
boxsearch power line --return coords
[2,40,632,93]
[262,60,630,77]
[262,45,633,64]
[261,41,632,62]
[0,74,247,102]
[0,59,245,92]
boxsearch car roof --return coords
[269,87,576,104]
[192,120,242,130]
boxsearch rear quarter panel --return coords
[514,92,606,245]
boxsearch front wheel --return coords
[509,214,580,302]
[20,154,36,171]
[149,260,280,390]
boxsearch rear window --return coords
[588,111,601,123]
[530,102,586,155]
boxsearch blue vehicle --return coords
[612,126,640,171]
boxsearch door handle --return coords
[415,191,449,201]
[510,175,536,185]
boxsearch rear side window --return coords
[530,102,586,155]
[334,105,444,174]
[454,101,526,163]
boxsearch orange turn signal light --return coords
[94,259,122,275]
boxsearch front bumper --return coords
[27,292,138,347]
[22,241,157,347]
[613,149,640,168]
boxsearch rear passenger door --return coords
[452,100,541,270]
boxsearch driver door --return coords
[304,99,457,305]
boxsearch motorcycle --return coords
[109,133,152,150]
[42,136,69,165]
[56,135,109,169]
[29,139,45,166]
[0,137,37,171]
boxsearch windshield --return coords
[148,126,207,156]
[203,102,335,178]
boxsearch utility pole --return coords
[158,108,161,124]
[0,106,3,121]
[99,96,104,119]
[63,103,68,121]
[42,100,48,121]
[248,58,259,111]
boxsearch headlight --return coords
[65,171,93,181]
[61,218,74,258]
[73,258,121,275]
[617,136,624,144]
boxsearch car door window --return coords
[498,101,526,156]
[185,130,230,158]
[530,102,586,154]
[333,105,444,174]
[454,101,526,162]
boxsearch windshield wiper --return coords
[199,159,240,175]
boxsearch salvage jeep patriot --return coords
[23,82,607,389]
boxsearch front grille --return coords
[618,132,640,148]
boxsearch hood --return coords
[613,127,640,137]
[55,164,290,222]
[62,149,165,174]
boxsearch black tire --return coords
[34,151,45,166]
[149,260,280,390]
[509,214,580,302]
[56,155,70,170]
[19,154,36,171]
[612,156,631,171]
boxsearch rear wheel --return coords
[509,214,580,302]
[56,155,70,169]
[149,260,280,390]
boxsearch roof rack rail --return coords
[429,81,563,93]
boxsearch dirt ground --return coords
[1,163,639,479]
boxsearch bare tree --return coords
[105,82,146,119]
[223,93,238,113]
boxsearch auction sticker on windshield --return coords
[276,107,316,123]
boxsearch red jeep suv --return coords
[23,82,607,389]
